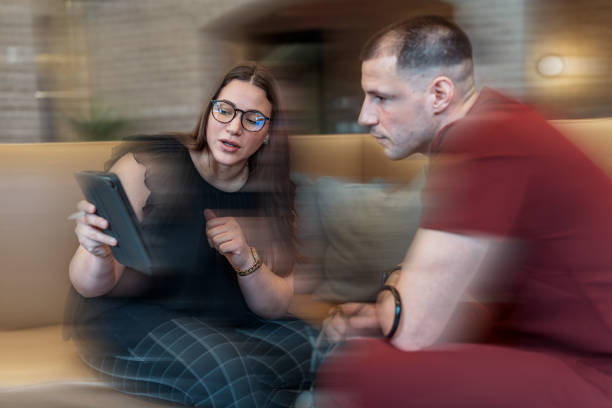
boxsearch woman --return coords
[67,63,315,407]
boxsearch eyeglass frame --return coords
[210,99,271,132]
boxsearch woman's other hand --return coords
[204,209,255,271]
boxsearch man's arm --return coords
[378,227,503,351]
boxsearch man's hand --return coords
[204,209,254,271]
[322,302,381,343]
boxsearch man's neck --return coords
[439,87,480,132]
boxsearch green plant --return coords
[68,102,129,140]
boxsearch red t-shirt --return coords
[421,89,612,364]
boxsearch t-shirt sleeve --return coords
[420,121,535,237]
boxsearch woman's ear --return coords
[429,76,455,114]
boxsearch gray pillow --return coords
[291,172,328,294]
[315,172,425,302]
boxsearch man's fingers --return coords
[349,315,379,330]
[323,314,348,343]
[338,303,368,316]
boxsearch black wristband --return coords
[381,285,402,339]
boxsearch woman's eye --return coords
[245,114,264,125]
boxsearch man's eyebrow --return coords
[365,89,394,98]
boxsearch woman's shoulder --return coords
[105,134,195,212]
[105,134,188,169]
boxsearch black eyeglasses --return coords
[210,99,271,132]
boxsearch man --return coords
[315,15,612,407]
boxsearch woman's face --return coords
[206,79,272,169]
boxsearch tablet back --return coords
[75,171,154,274]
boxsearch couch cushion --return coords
[291,172,328,294]
[314,173,425,302]
[0,324,183,407]
[0,142,118,329]
[553,119,612,176]
[0,382,182,408]
[0,325,96,386]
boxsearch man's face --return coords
[358,55,436,160]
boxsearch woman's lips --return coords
[219,139,240,152]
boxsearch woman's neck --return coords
[189,149,248,192]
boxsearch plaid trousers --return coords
[77,316,318,408]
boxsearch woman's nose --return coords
[226,113,243,134]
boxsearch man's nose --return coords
[358,100,377,127]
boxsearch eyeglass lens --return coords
[212,100,267,131]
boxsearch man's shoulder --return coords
[437,90,555,155]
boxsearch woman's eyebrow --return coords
[218,98,267,113]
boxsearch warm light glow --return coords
[537,54,565,77]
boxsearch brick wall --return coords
[1,0,610,142]
[79,0,258,138]
[0,0,41,142]
[524,0,612,118]
[451,0,527,98]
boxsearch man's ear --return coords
[428,76,455,114]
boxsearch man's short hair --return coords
[361,15,473,74]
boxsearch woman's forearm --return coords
[237,263,293,319]
[69,246,123,297]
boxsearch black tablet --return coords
[74,171,155,274]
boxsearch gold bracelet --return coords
[234,247,263,277]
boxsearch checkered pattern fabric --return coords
[79,317,318,408]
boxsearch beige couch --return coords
[1,122,611,407]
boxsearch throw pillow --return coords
[315,172,425,302]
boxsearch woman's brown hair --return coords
[177,62,296,275]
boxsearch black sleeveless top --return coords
[68,135,263,330]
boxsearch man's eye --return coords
[373,95,386,104]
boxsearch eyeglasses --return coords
[210,99,271,132]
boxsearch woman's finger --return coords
[81,213,109,229]
[204,208,216,220]
[79,237,111,257]
[211,231,234,248]
[77,200,96,213]
[76,223,117,246]
[206,223,231,238]
[217,239,242,255]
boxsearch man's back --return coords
[423,88,612,362]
